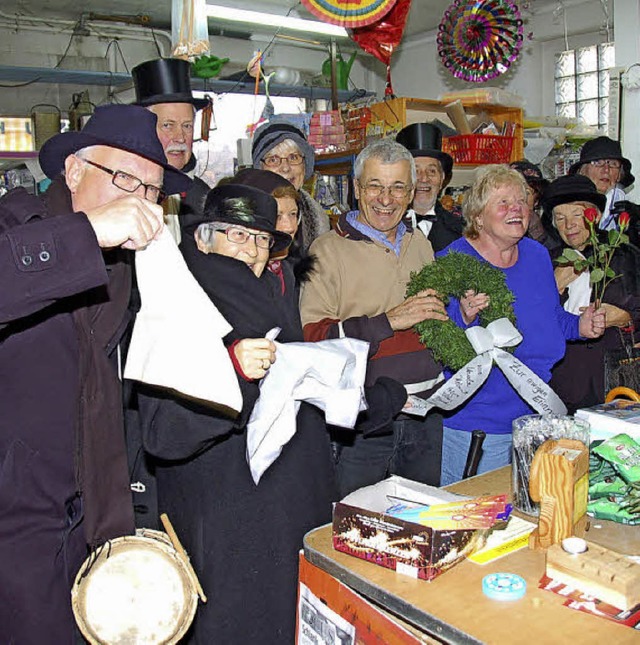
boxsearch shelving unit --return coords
[0,65,373,102]
[314,97,524,192]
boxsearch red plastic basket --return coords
[442,134,514,165]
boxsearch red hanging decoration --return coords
[349,0,412,97]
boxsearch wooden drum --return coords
[71,528,200,644]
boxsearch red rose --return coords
[619,211,630,228]
[583,207,598,223]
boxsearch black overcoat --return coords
[139,246,337,644]
[0,181,135,643]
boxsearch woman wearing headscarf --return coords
[138,181,406,643]
[252,118,330,254]
[438,165,605,485]
[543,174,640,412]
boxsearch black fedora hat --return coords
[568,136,634,188]
[232,168,295,194]
[39,104,191,196]
[509,160,549,192]
[541,174,606,213]
[193,183,292,253]
[396,123,454,181]
[132,58,208,110]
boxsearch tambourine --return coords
[72,527,202,644]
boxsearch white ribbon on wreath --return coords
[406,318,568,417]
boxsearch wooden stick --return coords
[160,513,207,603]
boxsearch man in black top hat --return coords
[396,122,463,252]
[132,57,210,244]
[0,104,190,643]
[569,135,639,246]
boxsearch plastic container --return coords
[443,134,514,165]
[511,414,589,516]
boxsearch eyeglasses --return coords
[590,159,622,170]
[262,153,304,168]
[82,159,166,204]
[210,224,275,249]
[358,181,413,199]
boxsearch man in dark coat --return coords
[0,104,190,643]
[396,122,463,252]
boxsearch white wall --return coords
[387,0,609,117]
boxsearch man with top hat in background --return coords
[569,135,640,246]
[132,57,211,245]
[396,122,463,252]
[0,104,190,643]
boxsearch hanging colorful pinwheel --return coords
[437,0,524,83]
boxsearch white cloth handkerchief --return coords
[124,228,242,412]
[246,337,369,484]
[564,253,592,315]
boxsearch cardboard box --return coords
[332,476,486,581]
[575,401,640,442]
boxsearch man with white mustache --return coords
[396,123,463,252]
[133,58,211,244]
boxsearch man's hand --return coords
[386,289,448,331]
[233,338,276,380]
[85,196,164,250]
[579,304,606,339]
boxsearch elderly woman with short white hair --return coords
[252,118,330,253]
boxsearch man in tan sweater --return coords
[300,139,447,496]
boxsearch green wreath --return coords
[406,252,516,371]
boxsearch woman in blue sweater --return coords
[439,165,605,485]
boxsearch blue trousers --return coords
[333,412,443,497]
[440,426,513,486]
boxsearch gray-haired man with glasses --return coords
[301,138,447,497]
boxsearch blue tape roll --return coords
[482,573,527,601]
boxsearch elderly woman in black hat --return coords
[252,118,330,254]
[396,122,463,252]
[569,135,639,245]
[543,174,640,412]
[137,182,336,643]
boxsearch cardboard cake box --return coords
[332,476,487,581]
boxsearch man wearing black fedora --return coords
[0,104,191,642]
[569,135,640,246]
[132,57,210,244]
[396,122,463,252]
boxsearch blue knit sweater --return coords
[437,237,581,435]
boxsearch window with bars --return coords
[555,42,615,129]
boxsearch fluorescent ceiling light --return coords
[206,4,349,38]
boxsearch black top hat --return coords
[396,123,454,181]
[132,58,208,110]
[568,136,634,188]
[541,174,607,213]
[39,104,191,196]
[187,183,292,253]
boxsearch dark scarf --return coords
[180,235,302,342]
[44,179,135,548]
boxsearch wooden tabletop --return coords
[303,467,640,645]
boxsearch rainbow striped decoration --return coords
[301,0,398,28]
